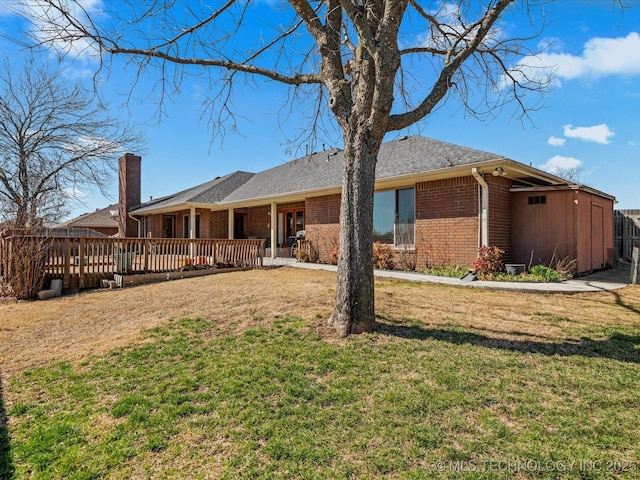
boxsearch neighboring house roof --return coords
[131,170,255,214]
[56,204,119,230]
[130,135,594,215]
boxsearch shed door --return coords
[591,204,605,270]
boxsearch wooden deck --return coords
[1,235,265,291]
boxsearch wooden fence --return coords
[614,210,640,261]
[1,235,264,290]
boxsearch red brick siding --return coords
[415,176,479,268]
[196,209,209,239]
[247,206,270,239]
[306,195,341,225]
[118,153,141,237]
[146,214,164,238]
[487,176,512,261]
[210,210,228,238]
[305,224,340,263]
[305,195,341,261]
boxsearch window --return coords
[373,187,415,245]
[183,214,201,238]
[282,208,304,244]
[163,215,175,238]
[528,195,547,205]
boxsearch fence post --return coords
[63,237,71,289]
[631,246,639,285]
[78,237,85,289]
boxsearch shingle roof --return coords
[222,135,503,203]
[131,170,255,214]
[56,204,119,229]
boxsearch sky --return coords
[0,0,639,220]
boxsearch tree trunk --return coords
[328,129,383,336]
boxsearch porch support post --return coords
[189,206,196,258]
[228,208,234,239]
[270,202,277,259]
[189,207,196,239]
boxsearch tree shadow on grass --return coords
[0,373,13,479]
[376,322,640,364]
[610,290,640,316]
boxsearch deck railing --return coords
[0,235,265,290]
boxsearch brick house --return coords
[54,204,119,237]
[118,136,615,274]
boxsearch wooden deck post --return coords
[63,237,71,289]
[78,237,85,289]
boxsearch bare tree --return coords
[21,0,553,335]
[0,55,142,228]
[554,166,583,184]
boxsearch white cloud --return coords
[21,0,105,62]
[563,124,614,144]
[547,136,565,147]
[63,187,88,199]
[540,155,582,172]
[411,2,504,52]
[503,32,640,88]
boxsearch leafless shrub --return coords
[549,249,577,279]
[395,248,416,272]
[4,231,51,300]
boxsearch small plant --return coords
[294,241,318,263]
[294,247,310,262]
[423,265,468,277]
[329,246,339,265]
[472,246,504,276]
[528,265,561,282]
[372,242,395,270]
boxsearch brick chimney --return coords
[118,153,141,237]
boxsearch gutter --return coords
[471,167,489,247]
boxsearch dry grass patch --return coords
[1,267,639,378]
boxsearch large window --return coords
[373,187,415,245]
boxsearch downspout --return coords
[128,213,141,237]
[471,168,489,247]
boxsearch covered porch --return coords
[134,200,306,259]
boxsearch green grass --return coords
[4,315,640,479]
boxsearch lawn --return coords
[1,267,639,479]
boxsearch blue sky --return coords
[0,0,639,220]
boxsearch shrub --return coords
[372,242,395,270]
[472,246,504,275]
[395,249,416,271]
[4,232,50,300]
[528,265,561,282]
